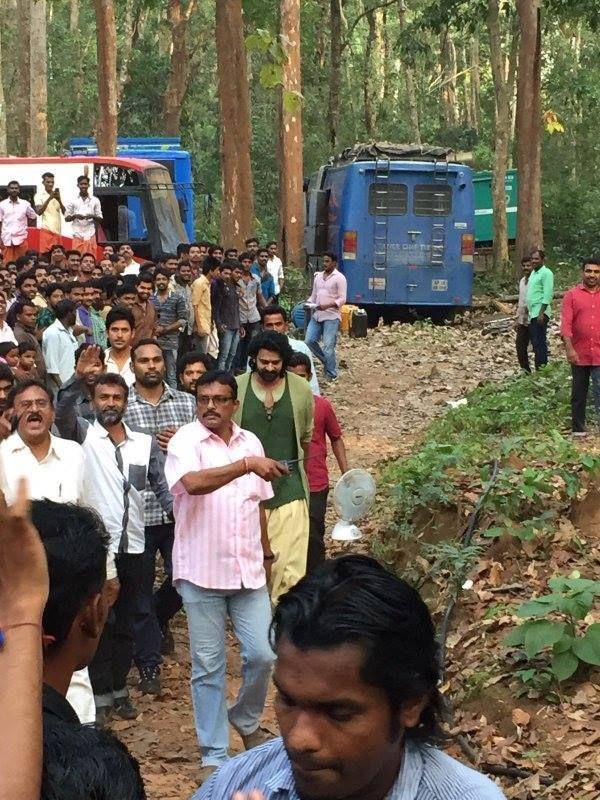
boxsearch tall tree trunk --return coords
[215,0,254,247]
[0,3,7,156]
[69,0,79,31]
[95,0,118,154]
[487,0,510,270]
[515,0,542,266]
[30,0,47,156]
[163,0,194,135]
[470,37,481,133]
[17,0,32,155]
[315,0,328,69]
[328,0,343,149]
[279,0,304,268]
[398,1,420,143]
[363,8,385,136]
[507,19,519,168]
[440,32,458,128]
[458,45,472,127]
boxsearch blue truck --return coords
[67,137,195,242]
[304,143,475,322]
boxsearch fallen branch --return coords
[481,763,553,786]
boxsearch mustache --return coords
[26,412,43,423]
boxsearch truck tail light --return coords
[342,230,357,260]
[461,233,474,261]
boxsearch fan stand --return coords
[331,520,363,542]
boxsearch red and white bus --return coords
[0,156,189,260]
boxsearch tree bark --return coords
[398,1,420,144]
[30,0,47,156]
[17,0,32,155]
[363,8,385,136]
[94,0,118,155]
[515,0,543,266]
[440,32,458,128]
[163,0,194,135]
[0,2,8,156]
[215,0,254,247]
[279,0,304,268]
[470,37,481,133]
[328,0,343,150]
[487,0,510,270]
[69,0,79,32]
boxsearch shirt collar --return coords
[195,419,244,444]
[92,419,134,441]
[42,683,79,724]
[7,431,60,458]
[129,382,174,405]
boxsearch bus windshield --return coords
[145,167,188,250]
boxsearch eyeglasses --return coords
[16,399,51,411]
[197,395,234,407]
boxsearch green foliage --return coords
[505,574,600,683]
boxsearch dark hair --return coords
[261,304,288,323]
[196,369,238,400]
[0,362,15,385]
[154,267,171,280]
[272,555,443,743]
[31,500,108,649]
[136,272,154,286]
[238,251,253,262]
[16,255,32,271]
[92,372,129,399]
[41,721,146,800]
[0,341,18,358]
[256,248,269,258]
[202,256,220,275]
[13,300,37,317]
[266,240,277,249]
[80,252,96,263]
[75,342,105,365]
[65,249,81,259]
[248,330,293,370]
[41,171,54,180]
[106,306,135,331]
[582,256,600,268]
[115,283,137,298]
[224,248,238,258]
[177,243,190,256]
[54,299,76,321]
[521,255,532,265]
[288,351,312,373]
[77,175,89,183]
[178,351,216,376]
[42,281,65,297]
[131,338,163,361]
[529,248,545,260]
[7,179,20,188]
[208,244,224,255]
[324,251,338,263]
[7,379,54,410]
[98,275,118,298]
[18,340,36,356]
[50,244,66,255]
[16,268,37,289]
[160,252,178,262]
[245,237,259,247]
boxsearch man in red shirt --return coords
[560,257,600,435]
[288,352,348,570]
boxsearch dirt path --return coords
[115,322,520,800]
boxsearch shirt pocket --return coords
[128,464,147,491]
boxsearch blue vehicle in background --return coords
[67,137,195,242]
[304,143,475,322]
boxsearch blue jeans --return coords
[161,346,179,388]
[305,318,340,379]
[177,582,273,766]
[528,316,548,369]
[217,329,240,372]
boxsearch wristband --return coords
[243,457,249,474]
[0,621,45,649]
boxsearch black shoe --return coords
[160,624,175,656]
[113,696,138,720]
[139,666,161,696]
[95,705,111,728]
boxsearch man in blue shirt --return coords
[250,248,276,304]
[195,556,505,800]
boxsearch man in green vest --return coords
[235,331,314,602]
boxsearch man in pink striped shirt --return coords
[165,369,288,780]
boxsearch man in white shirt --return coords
[64,175,103,256]
[104,306,135,387]
[266,240,284,296]
[55,364,172,725]
[34,172,65,253]
[0,379,84,504]
[119,243,138,276]
[42,299,78,389]
[516,255,532,373]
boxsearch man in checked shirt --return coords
[123,338,196,697]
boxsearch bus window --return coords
[414,185,452,216]
[95,165,140,188]
[368,183,407,215]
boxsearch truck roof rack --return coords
[331,142,455,164]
